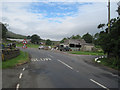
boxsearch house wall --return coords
[81,45,96,52]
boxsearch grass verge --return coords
[2,51,29,69]
[17,43,39,48]
[69,51,104,55]
[97,58,120,70]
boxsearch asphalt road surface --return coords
[2,48,120,89]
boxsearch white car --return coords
[38,46,44,50]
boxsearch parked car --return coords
[38,46,44,50]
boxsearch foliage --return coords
[71,35,81,39]
[0,23,8,39]
[31,34,41,44]
[60,38,67,43]
[99,58,120,70]
[46,39,52,45]
[95,17,120,60]
[27,35,31,39]
[82,33,93,43]
[2,51,29,69]
[97,24,105,30]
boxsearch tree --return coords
[82,33,93,43]
[70,35,81,39]
[97,17,120,59]
[31,34,40,44]
[117,2,120,15]
[46,39,52,45]
[60,38,67,43]
[97,24,105,30]
[0,23,8,39]
[93,33,100,45]
[27,35,31,39]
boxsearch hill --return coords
[6,31,27,39]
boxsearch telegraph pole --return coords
[108,0,110,33]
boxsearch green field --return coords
[17,43,40,48]
[2,51,29,69]
[69,51,104,55]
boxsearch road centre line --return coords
[57,59,73,70]
[90,79,109,90]
[19,73,23,79]
[22,68,25,71]
[16,84,20,90]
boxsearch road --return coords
[2,48,120,89]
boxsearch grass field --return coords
[17,43,39,48]
[69,51,104,55]
[2,51,29,69]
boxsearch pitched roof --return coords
[63,39,87,45]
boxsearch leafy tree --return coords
[117,2,120,15]
[82,33,93,43]
[27,35,31,39]
[97,17,120,60]
[60,38,67,43]
[70,35,81,39]
[31,34,40,44]
[97,24,105,30]
[93,33,100,45]
[46,39,52,45]
[0,23,8,39]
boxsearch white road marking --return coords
[19,73,23,79]
[90,79,109,90]
[40,58,43,61]
[57,59,73,70]
[48,58,51,60]
[76,70,79,72]
[16,84,20,90]
[45,58,48,61]
[23,68,25,71]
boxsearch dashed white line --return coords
[19,73,23,79]
[90,79,109,90]
[23,68,25,71]
[57,59,73,70]
[16,84,20,90]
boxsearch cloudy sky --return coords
[0,0,119,41]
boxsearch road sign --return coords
[22,44,27,49]
[22,39,27,49]
[22,39,27,44]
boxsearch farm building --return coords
[59,39,96,51]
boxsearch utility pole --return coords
[108,0,110,33]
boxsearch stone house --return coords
[60,39,96,51]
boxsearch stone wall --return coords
[2,49,20,61]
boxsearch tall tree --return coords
[82,33,93,43]
[46,39,52,45]
[31,34,40,44]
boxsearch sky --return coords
[0,0,119,41]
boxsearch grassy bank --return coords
[69,51,104,55]
[17,43,39,48]
[97,58,120,70]
[2,51,29,69]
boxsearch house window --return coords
[76,45,81,48]
[69,44,75,47]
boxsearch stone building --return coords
[60,39,96,51]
